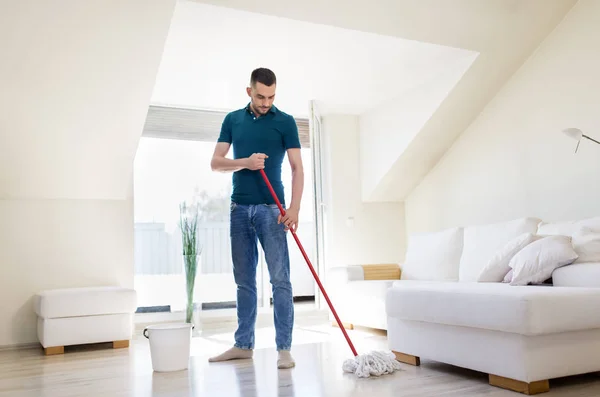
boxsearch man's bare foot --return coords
[208,346,253,362]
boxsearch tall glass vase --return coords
[183,254,199,324]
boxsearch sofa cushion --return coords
[537,216,600,236]
[538,217,600,264]
[401,227,463,281]
[553,262,600,287]
[34,286,137,319]
[509,235,578,286]
[458,217,541,281]
[477,232,535,282]
[386,281,600,335]
[572,227,600,263]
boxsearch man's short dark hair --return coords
[251,68,276,87]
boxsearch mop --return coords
[259,169,402,378]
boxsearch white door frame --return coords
[308,100,328,311]
[257,101,327,311]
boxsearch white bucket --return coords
[143,323,194,372]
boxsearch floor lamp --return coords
[562,128,600,153]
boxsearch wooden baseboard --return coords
[392,351,420,366]
[489,374,549,395]
[0,342,39,352]
[331,321,354,330]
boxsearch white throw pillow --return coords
[401,227,463,281]
[458,217,541,281]
[509,235,578,286]
[572,227,600,263]
[477,232,535,282]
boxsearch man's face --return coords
[247,82,276,115]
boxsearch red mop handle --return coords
[259,169,358,357]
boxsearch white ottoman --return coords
[34,286,137,355]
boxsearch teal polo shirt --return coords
[217,104,301,207]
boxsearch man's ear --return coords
[246,87,252,97]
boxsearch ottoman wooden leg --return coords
[44,346,64,355]
[112,340,129,349]
[392,351,420,366]
[489,374,549,395]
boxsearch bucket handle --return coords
[143,324,195,339]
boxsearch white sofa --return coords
[327,264,400,330]
[384,216,600,395]
[327,216,600,393]
[34,286,137,355]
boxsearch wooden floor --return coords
[1,320,600,396]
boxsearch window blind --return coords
[142,105,310,147]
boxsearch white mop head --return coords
[342,350,403,378]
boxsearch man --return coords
[209,68,304,369]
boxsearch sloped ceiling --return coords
[193,0,577,201]
[150,1,477,118]
[0,0,176,200]
[0,0,577,203]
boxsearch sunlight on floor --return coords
[193,320,387,358]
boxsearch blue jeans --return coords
[229,202,294,351]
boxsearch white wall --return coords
[358,53,477,201]
[0,0,176,347]
[406,0,600,235]
[322,115,405,268]
[0,199,134,346]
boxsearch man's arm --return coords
[287,148,304,211]
[210,142,246,172]
[210,142,267,172]
[278,148,304,231]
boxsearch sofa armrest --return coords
[361,264,401,280]
[327,264,401,286]
[328,265,365,285]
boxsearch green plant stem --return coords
[180,202,201,324]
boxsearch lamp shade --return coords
[562,128,583,141]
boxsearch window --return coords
[133,106,316,315]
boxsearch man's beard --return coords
[253,103,270,114]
